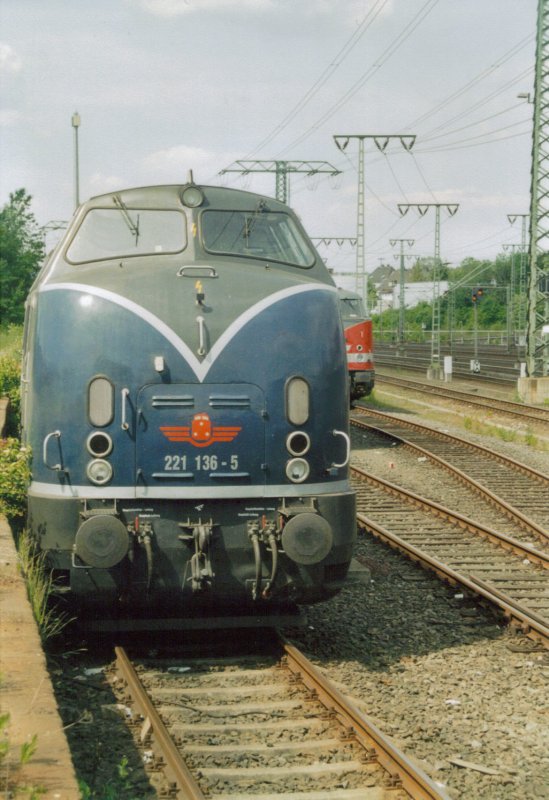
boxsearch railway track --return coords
[351,465,549,648]
[374,374,549,424]
[373,343,521,385]
[351,408,549,548]
[110,641,451,800]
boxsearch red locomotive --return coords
[338,288,375,404]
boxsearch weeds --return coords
[0,707,45,799]
[78,756,136,799]
[0,354,22,435]
[358,390,407,414]
[0,324,23,359]
[463,415,522,443]
[16,529,72,642]
[0,439,30,518]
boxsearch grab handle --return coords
[197,315,207,356]
[332,429,351,469]
[121,388,130,431]
[43,430,62,471]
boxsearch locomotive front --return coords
[23,182,356,622]
[338,288,375,403]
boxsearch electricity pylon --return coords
[507,214,529,335]
[389,238,415,345]
[219,160,341,205]
[502,242,528,339]
[333,134,416,312]
[526,0,549,377]
[398,203,459,378]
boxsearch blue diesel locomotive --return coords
[22,179,356,624]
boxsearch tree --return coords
[0,189,45,325]
[408,257,438,282]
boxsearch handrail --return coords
[332,429,350,468]
[43,430,62,471]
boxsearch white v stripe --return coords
[41,282,335,382]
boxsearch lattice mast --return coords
[398,203,459,376]
[527,0,549,376]
[389,238,415,345]
[333,134,416,314]
[219,160,341,205]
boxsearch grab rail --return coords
[43,430,62,471]
[332,429,351,469]
[121,388,130,431]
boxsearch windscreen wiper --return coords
[113,195,140,245]
[242,199,266,242]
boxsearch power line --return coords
[275,0,440,156]
[415,126,530,154]
[420,103,531,144]
[419,116,531,149]
[405,34,534,132]
[245,0,389,158]
[419,65,534,140]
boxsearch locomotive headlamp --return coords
[87,432,113,458]
[286,457,310,483]
[181,185,204,208]
[86,458,113,485]
[286,431,310,457]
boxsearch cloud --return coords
[0,109,20,127]
[137,0,273,16]
[141,144,235,183]
[88,172,127,195]
[0,43,22,75]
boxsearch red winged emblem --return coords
[160,412,241,448]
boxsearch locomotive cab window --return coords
[340,296,366,317]
[66,208,187,263]
[202,210,314,267]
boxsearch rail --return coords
[113,641,453,799]
[351,409,549,547]
[351,465,549,648]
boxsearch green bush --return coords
[0,355,22,435]
[0,438,30,518]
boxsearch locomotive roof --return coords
[85,183,291,212]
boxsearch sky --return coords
[0,0,537,284]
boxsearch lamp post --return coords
[71,111,81,209]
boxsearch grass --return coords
[1,703,44,799]
[461,414,548,447]
[16,529,72,643]
[357,389,410,414]
[463,414,517,441]
[0,325,23,359]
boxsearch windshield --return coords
[66,207,187,263]
[340,296,366,317]
[202,209,314,267]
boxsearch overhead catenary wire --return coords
[415,126,531,154]
[273,0,441,156]
[417,65,534,139]
[244,0,390,158]
[213,6,532,270]
[404,33,534,132]
[420,102,532,144]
